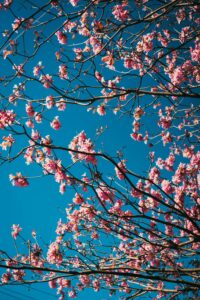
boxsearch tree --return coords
[0,0,199,299]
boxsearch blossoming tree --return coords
[0,0,199,299]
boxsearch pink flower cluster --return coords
[73,193,84,205]
[0,134,15,150]
[33,61,43,76]
[50,116,61,130]
[124,53,143,70]
[12,18,24,31]
[47,242,63,265]
[59,64,68,79]
[88,36,102,55]
[11,224,22,239]
[55,31,67,45]
[1,271,11,284]
[40,74,53,88]
[26,102,35,117]
[79,275,91,286]
[96,105,106,116]
[9,172,29,187]
[190,42,200,62]
[136,33,154,53]
[56,99,66,111]
[46,95,55,109]
[96,186,114,202]
[115,160,127,180]
[112,4,129,22]
[161,179,174,194]
[68,131,97,164]
[0,110,15,129]
[13,269,25,281]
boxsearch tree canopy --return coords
[0,0,199,299]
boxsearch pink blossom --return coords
[96,186,114,202]
[182,146,194,158]
[31,129,40,140]
[56,99,66,111]
[149,167,160,183]
[176,8,186,23]
[170,66,186,87]
[163,29,170,39]
[47,242,63,265]
[190,42,200,62]
[33,61,43,76]
[59,182,66,194]
[9,173,29,187]
[78,26,90,37]
[26,103,35,117]
[59,64,68,79]
[93,279,100,292]
[3,0,13,8]
[0,110,16,129]
[40,74,53,88]
[97,105,106,116]
[102,52,115,69]
[24,146,34,165]
[133,120,140,131]
[137,33,154,53]
[55,31,67,44]
[172,163,186,184]
[69,0,79,6]
[68,131,97,164]
[34,113,42,123]
[0,134,15,150]
[115,160,127,180]
[13,269,25,281]
[42,158,60,174]
[11,224,22,239]
[50,116,61,130]
[73,48,83,61]
[73,193,84,205]
[8,94,16,104]
[46,95,55,109]
[161,131,173,145]
[165,153,175,171]
[64,21,77,32]
[25,119,34,128]
[68,289,77,298]
[112,4,129,22]
[161,179,174,194]
[49,279,57,289]
[179,26,190,43]
[1,272,11,284]
[130,132,143,141]
[158,116,172,129]
[134,106,144,120]
[91,231,99,240]
[57,278,71,288]
[55,170,65,183]
[79,275,91,286]
[157,33,168,47]
[13,64,24,77]
[124,53,143,70]
[12,18,24,31]
[88,36,102,54]
[95,71,103,82]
